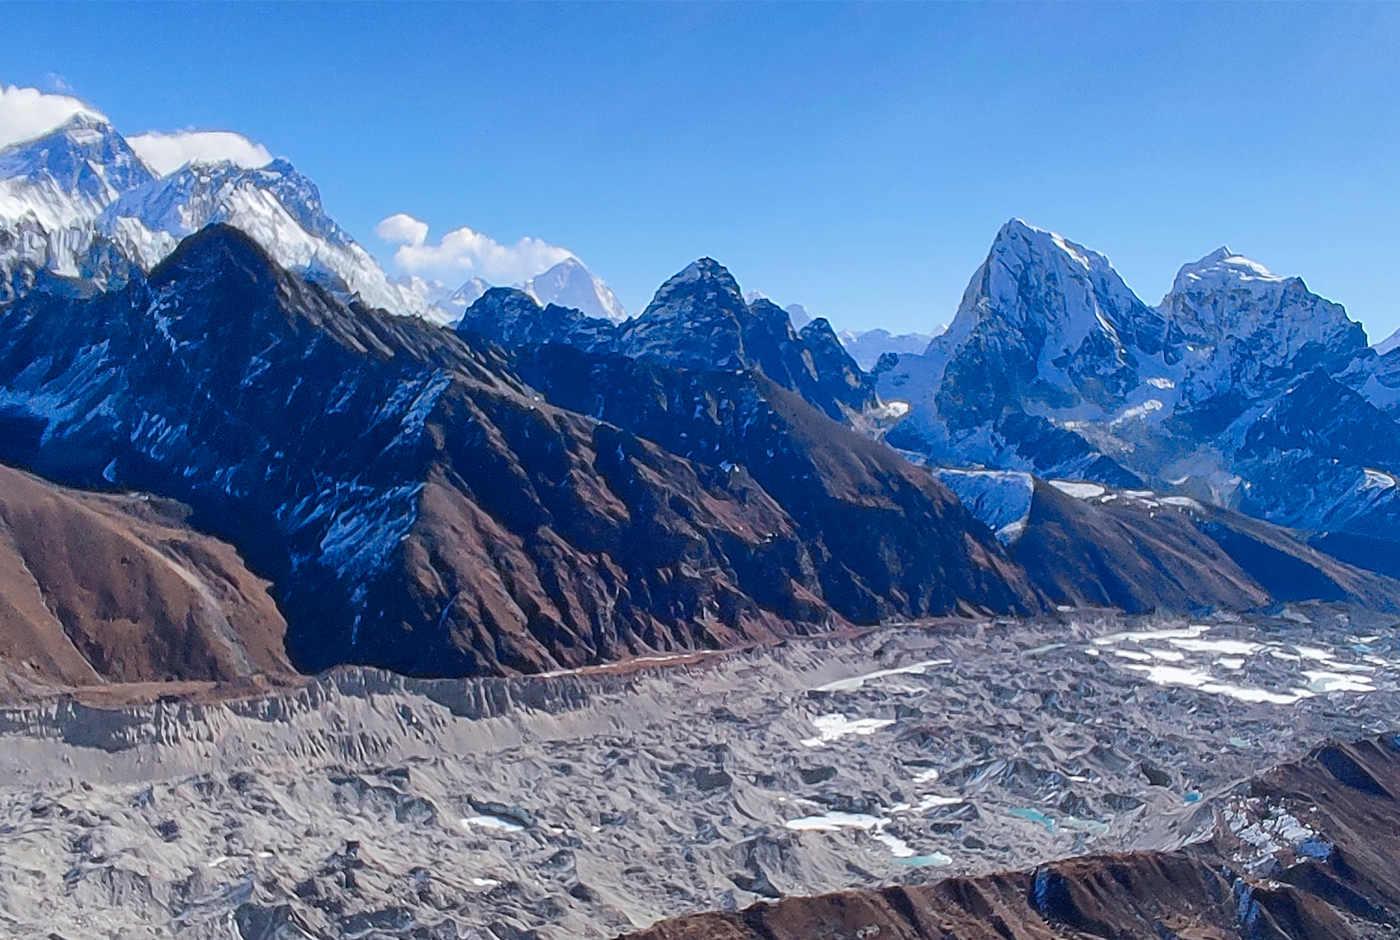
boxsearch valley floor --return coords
[1,606,1397,939]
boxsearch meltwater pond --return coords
[0,605,1398,940]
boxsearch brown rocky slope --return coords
[0,461,293,695]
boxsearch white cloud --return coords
[375,212,429,247]
[0,84,107,150]
[127,130,273,176]
[376,212,575,285]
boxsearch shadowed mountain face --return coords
[0,461,292,693]
[508,344,1036,623]
[622,736,1400,940]
[0,226,1045,677]
[460,258,878,423]
[930,469,1400,614]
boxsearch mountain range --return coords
[1,114,1399,683]
[0,114,625,326]
[876,220,1400,578]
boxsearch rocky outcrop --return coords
[457,285,620,352]
[0,462,292,692]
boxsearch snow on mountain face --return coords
[0,116,451,322]
[0,114,155,285]
[521,256,626,322]
[946,220,1159,354]
[0,114,153,219]
[1159,247,1367,400]
[875,220,1170,483]
[931,468,1035,543]
[1375,327,1400,356]
[449,276,490,310]
[96,157,449,320]
[878,219,1400,570]
[931,219,1169,424]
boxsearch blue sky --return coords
[4,2,1398,338]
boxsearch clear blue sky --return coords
[5,2,1398,338]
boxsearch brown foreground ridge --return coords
[622,737,1400,940]
[0,461,295,696]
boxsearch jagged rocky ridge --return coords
[877,219,1400,577]
[624,735,1400,940]
[455,263,1400,620]
[0,225,1050,677]
[460,257,879,424]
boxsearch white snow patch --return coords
[1094,624,1209,646]
[1049,480,1105,499]
[461,815,525,832]
[1167,638,1262,656]
[801,714,895,747]
[1302,671,1376,693]
[784,811,886,832]
[815,659,950,692]
[1122,664,1315,705]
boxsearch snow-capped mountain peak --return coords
[1169,246,1285,297]
[449,277,490,310]
[0,116,451,321]
[938,218,1160,379]
[520,256,626,322]
[1159,246,1365,375]
[0,114,153,224]
[997,219,1118,277]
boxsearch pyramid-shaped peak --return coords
[0,111,153,196]
[55,111,112,133]
[989,219,1115,275]
[2,110,115,154]
[639,257,744,321]
[148,223,282,291]
[669,257,740,290]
